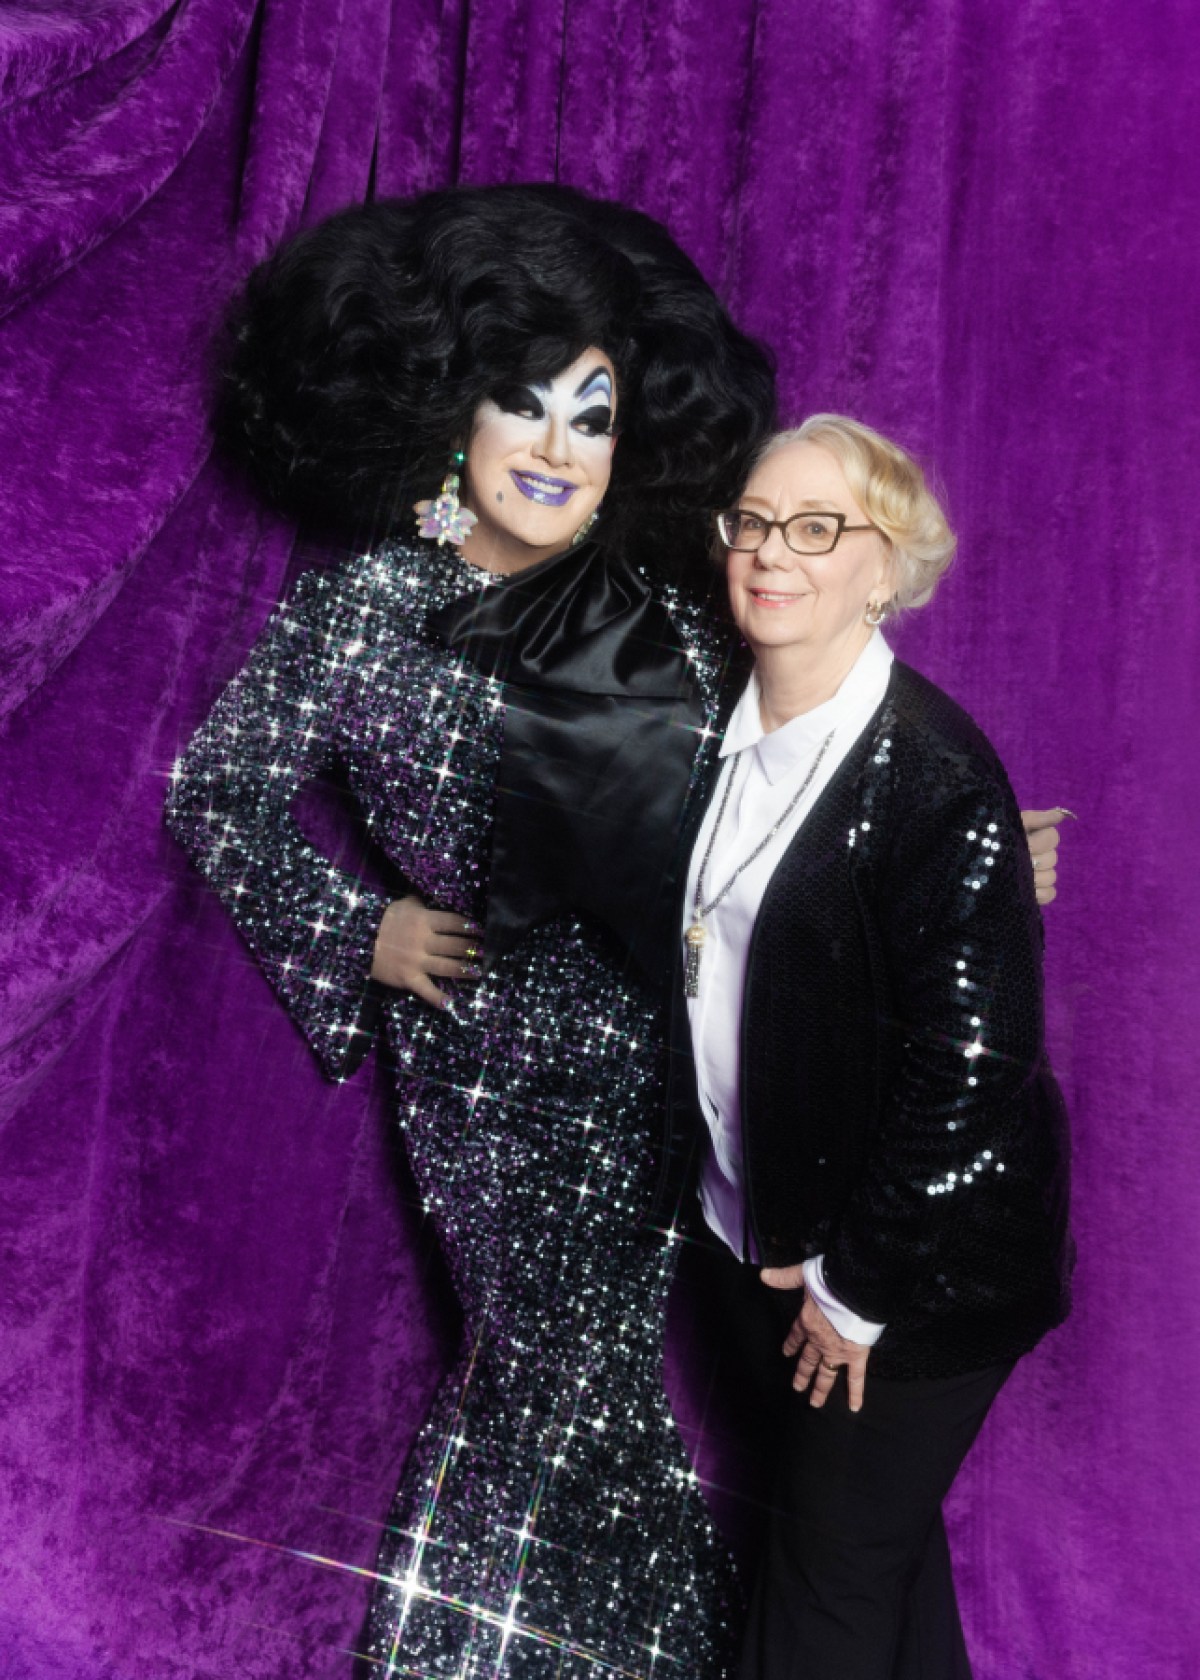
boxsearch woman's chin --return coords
[736,613,816,653]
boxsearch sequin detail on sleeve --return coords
[824,734,1058,1336]
[165,563,392,1081]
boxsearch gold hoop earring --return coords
[570,508,601,547]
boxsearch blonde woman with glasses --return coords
[666,415,1073,1680]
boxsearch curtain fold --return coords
[1,2,1195,1675]
[0,2,257,313]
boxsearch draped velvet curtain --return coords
[1,4,1195,1676]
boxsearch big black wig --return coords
[217,183,776,578]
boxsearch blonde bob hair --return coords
[755,415,956,615]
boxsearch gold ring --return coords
[820,1359,841,1374]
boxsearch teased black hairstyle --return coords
[216,183,776,577]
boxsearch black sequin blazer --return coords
[662,660,1073,1380]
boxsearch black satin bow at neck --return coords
[429,542,707,985]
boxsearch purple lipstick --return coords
[510,471,577,507]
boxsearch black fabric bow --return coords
[429,542,707,986]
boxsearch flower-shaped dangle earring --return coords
[417,451,479,547]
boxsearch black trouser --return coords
[673,1230,1013,1680]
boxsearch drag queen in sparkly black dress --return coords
[166,186,775,1678]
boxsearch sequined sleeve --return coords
[822,760,1046,1323]
[165,565,391,1082]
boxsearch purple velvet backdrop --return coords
[2,3,1197,1676]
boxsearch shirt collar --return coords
[720,631,894,784]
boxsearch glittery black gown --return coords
[166,539,739,1677]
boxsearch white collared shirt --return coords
[683,631,894,1344]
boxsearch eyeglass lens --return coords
[719,511,844,554]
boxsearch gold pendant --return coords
[684,921,707,998]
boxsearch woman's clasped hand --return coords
[763,1265,874,1411]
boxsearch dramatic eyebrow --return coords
[573,366,613,401]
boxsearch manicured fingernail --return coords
[1056,808,1078,820]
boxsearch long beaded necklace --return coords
[684,729,837,998]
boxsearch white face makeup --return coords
[460,348,618,574]
[725,440,894,661]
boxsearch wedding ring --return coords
[820,1359,841,1374]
